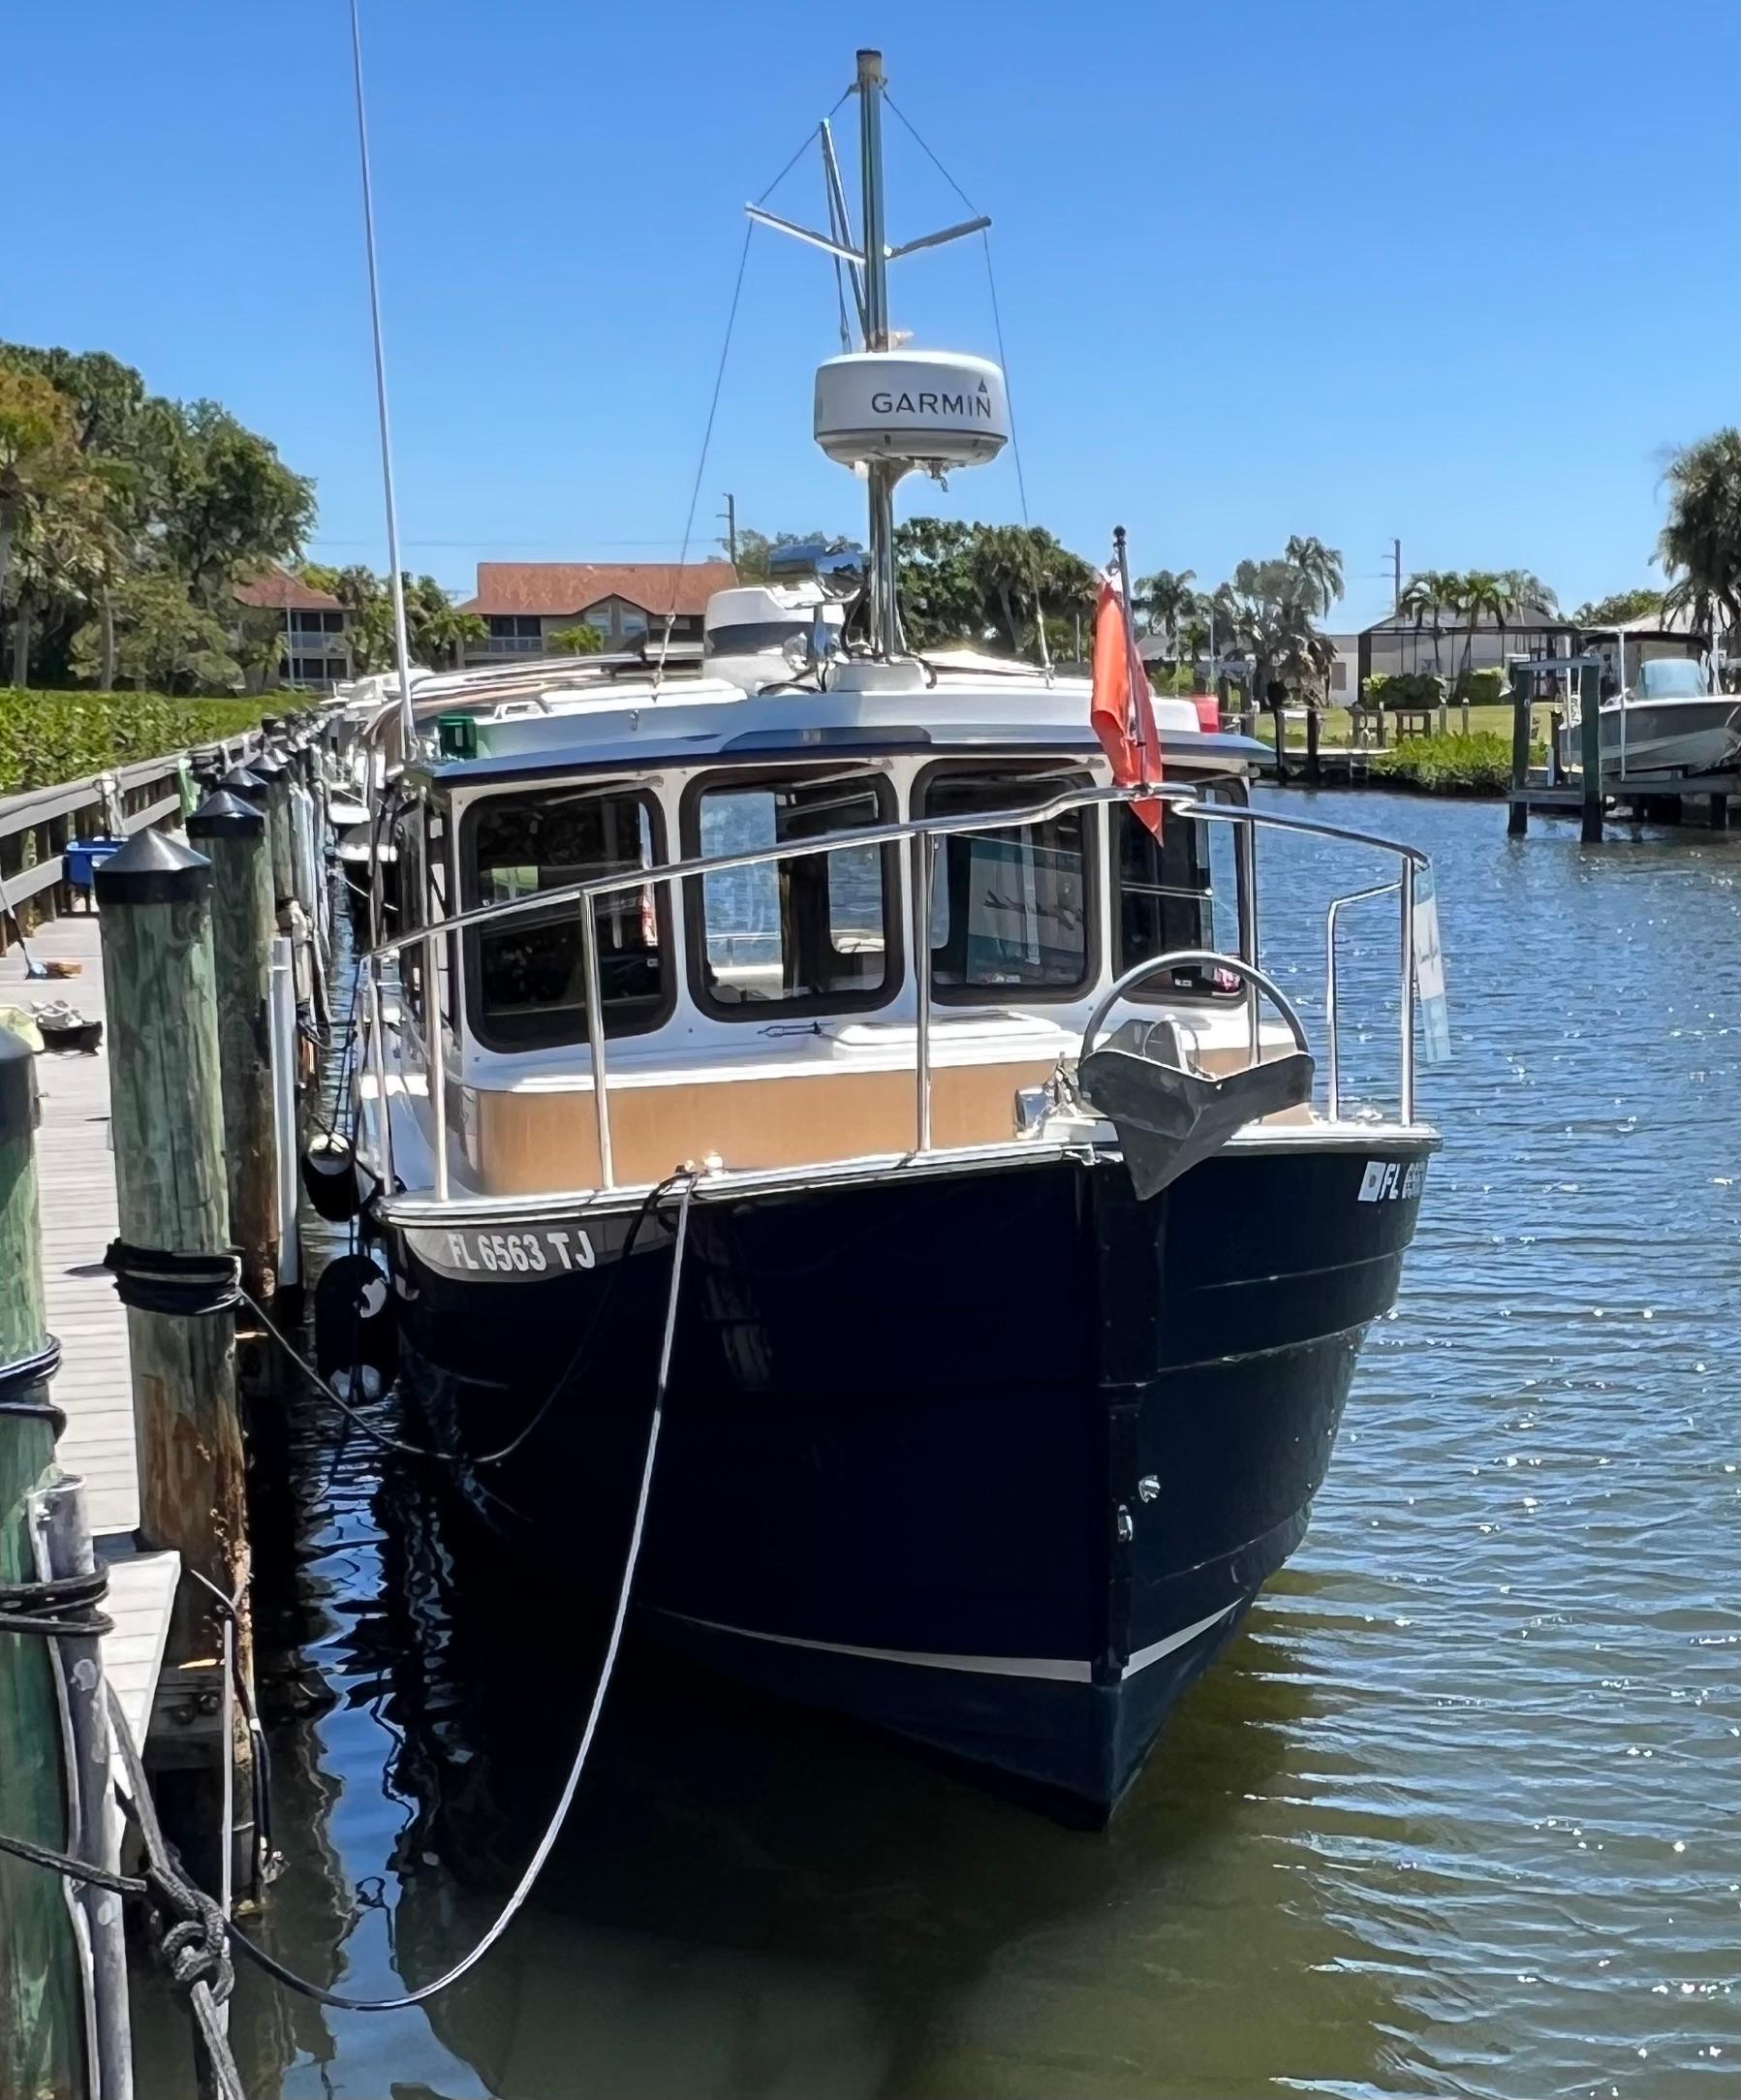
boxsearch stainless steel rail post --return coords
[580,900,615,1188]
[1399,864,1416,1123]
[423,927,448,1202]
[909,832,933,1151]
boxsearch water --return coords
[134,793,1740,2100]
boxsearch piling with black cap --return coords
[94,830,254,1736]
[0,1024,84,2097]
[188,791,280,1297]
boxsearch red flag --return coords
[1090,576,1163,836]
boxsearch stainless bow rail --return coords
[357,781,1431,1200]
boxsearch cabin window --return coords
[918,762,1096,1001]
[461,787,669,1051]
[682,768,897,1017]
[1114,784,1245,998]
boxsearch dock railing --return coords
[360,783,1432,1201]
[0,735,262,948]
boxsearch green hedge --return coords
[1370,730,1542,795]
[0,689,267,797]
[1361,671,1445,710]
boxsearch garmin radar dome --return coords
[814,351,1009,475]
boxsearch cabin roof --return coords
[407,724,1265,792]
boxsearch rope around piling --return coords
[1,1168,698,2037]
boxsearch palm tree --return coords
[1657,429,1741,642]
[1283,535,1345,618]
[1133,567,1197,660]
[1492,569,1558,683]
[1396,570,1456,676]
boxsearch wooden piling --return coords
[1304,703,1321,785]
[249,751,295,909]
[0,1023,86,2100]
[187,792,279,1299]
[1577,662,1604,844]
[1508,666,1533,837]
[93,831,254,1718]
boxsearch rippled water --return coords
[135,792,1740,2100]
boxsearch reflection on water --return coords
[135,795,1740,2099]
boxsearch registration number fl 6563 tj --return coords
[433,1227,596,1276]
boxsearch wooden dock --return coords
[0,912,178,1752]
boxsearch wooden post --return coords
[1710,793,1728,832]
[93,831,254,1722]
[1577,661,1604,844]
[1508,665,1533,837]
[187,792,279,1299]
[249,751,295,909]
[0,1024,86,2100]
[1304,702,1321,785]
[1267,690,1290,785]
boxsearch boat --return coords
[344,49,1446,1820]
[1560,632,1741,779]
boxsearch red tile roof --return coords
[233,567,345,612]
[460,561,738,618]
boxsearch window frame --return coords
[679,764,903,1023]
[1111,776,1249,1005]
[914,758,1101,1008]
[457,781,675,1055]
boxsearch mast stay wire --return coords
[651,90,855,694]
[883,93,1055,679]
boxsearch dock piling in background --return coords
[0,1023,87,2100]
[1577,662,1603,844]
[1508,665,1534,837]
[93,830,256,1844]
[188,791,280,1300]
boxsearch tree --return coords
[1396,570,1457,674]
[969,523,1096,661]
[894,517,980,646]
[0,363,81,669]
[1449,570,1506,684]
[1207,548,1337,760]
[1657,429,1741,637]
[1133,567,1198,660]
[405,573,484,671]
[1283,535,1344,618]
[69,568,240,692]
[548,623,605,655]
[1571,587,1665,628]
[158,400,313,611]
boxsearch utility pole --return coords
[720,493,738,570]
[1391,538,1403,613]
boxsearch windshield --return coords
[1637,659,1707,700]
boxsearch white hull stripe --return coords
[654,1601,1237,1685]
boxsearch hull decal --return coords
[1120,1602,1238,1678]
[657,1609,1094,1682]
[655,1599,1238,1684]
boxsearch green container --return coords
[437,712,479,760]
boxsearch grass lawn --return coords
[1247,703,1556,750]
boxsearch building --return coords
[233,569,353,689]
[456,561,738,665]
[1356,606,1577,693]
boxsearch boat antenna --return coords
[748,51,990,664]
[347,0,416,756]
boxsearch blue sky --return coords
[9,1,1735,628]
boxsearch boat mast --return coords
[855,49,902,659]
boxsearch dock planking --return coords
[0,910,178,1751]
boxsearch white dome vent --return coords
[814,351,1009,473]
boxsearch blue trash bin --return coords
[65,837,123,896]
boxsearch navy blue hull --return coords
[387,1141,1429,1818]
